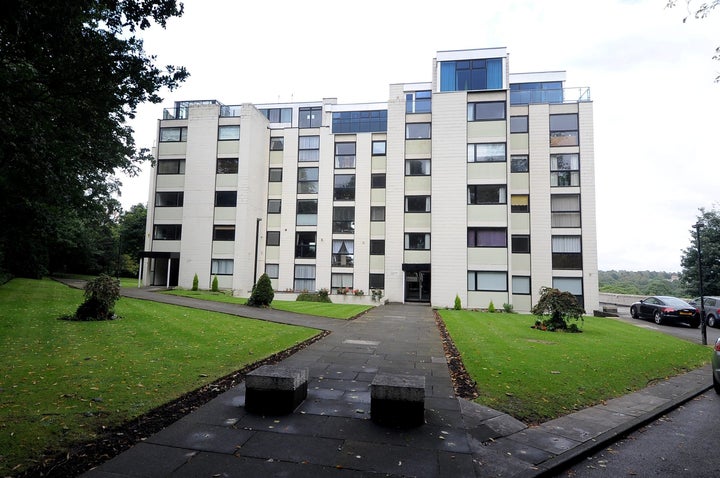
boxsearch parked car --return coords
[713,337,720,394]
[688,296,720,328]
[629,296,700,328]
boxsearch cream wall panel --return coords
[370,188,385,204]
[404,250,431,263]
[212,241,234,255]
[152,240,181,252]
[370,255,384,271]
[511,295,532,313]
[154,208,183,221]
[268,182,282,196]
[510,134,529,151]
[370,221,385,237]
[468,248,508,267]
[371,156,386,171]
[405,176,431,194]
[510,173,529,190]
[156,175,185,189]
[216,174,238,188]
[468,91,506,102]
[265,246,280,261]
[404,213,431,229]
[578,101,599,312]
[267,214,281,228]
[216,276,233,289]
[467,121,506,140]
[347,132,373,293]
[158,142,187,155]
[467,291,510,309]
[405,113,431,123]
[549,103,579,114]
[217,140,240,155]
[269,150,283,166]
[468,205,507,225]
[214,207,236,221]
[511,253,531,271]
[405,139,432,156]
[468,162,506,181]
[510,213,530,232]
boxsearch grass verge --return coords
[0,278,320,476]
[438,310,710,424]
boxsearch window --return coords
[297,167,318,193]
[553,277,583,306]
[467,228,507,247]
[218,125,240,140]
[157,159,185,175]
[510,81,563,105]
[406,123,431,139]
[551,154,580,187]
[332,207,354,233]
[552,235,582,269]
[468,185,507,205]
[467,101,506,121]
[370,206,385,221]
[153,224,181,240]
[296,199,317,226]
[440,58,503,92]
[213,225,235,241]
[333,174,355,200]
[405,159,431,176]
[406,90,431,113]
[331,273,353,291]
[405,196,431,213]
[370,239,385,255]
[371,174,386,188]
[259,107,292,123]
[215,191,237,207]
[294,265,316,291]
[211,259,233,275]
[268,199,282,213]
[468,143,506,162]
[511,194,529,213]
[551,194,581,227]
[511,155,529,173]
[298,136,320,162]
[335,142,356,169]
[332,110,387,133]
[511,235,530,253]
[550,114,579,146]
[268,168,283,182]
[468,271,507,291]
[159,127,187,142]
[369,273,385,289]
[295,232,316,258]
[512,276,531,294]
[270,137,284,151]
[510,116,528,133]
[217,158,239,174]
[372,140,386,155]
[299,106,322,128]
[332,239,354,267]
[265,264,279,279]
[266,231,280,246]
[405,233,430,250]
[155,192,183,207]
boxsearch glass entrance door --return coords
[405,270,431,302]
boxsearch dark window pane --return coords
[215,191,237,207]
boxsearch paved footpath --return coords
[77,287,711,478]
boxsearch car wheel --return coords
[714,373,720,395]
[654,310,663,325]
[708,315,716,328]
[630,306,639,319]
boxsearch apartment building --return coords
[141,47,599,313]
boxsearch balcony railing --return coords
[510,87,591,105]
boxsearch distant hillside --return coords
[599,270,683,296]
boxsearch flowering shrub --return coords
[353,289,365,296]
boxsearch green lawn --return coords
[438,310,711,424]
[0,278,320,476]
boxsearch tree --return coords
[680,207,720,296]
[117,203,147,276]
[0,1,188,278]
[531,286,585,332]
[667,0,720,82]
[74,274,121,321]
[248,273,274,307]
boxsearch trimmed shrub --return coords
[488,300,496,313]
[454,294,462,310]
[248,273,274,307]
[75,274,120,321]
[211,275,219,292]
[296,291,332,303]
[192,273,199,291]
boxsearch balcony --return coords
[510,87,591,105]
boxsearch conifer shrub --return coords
[192,273,199,291]
[211,275,219,292]
[248,273,274,307]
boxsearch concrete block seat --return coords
[370,373,426,427]
[245,365,308,415]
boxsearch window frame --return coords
[155,191,184,207]
[159,126,187,142]
[405,158,431,176]
[334,142,356,169]
[216,157,239,174]
[510,155,529,173]
[296,199,318,226]
[468,271,508,292]
[467,101,506,121]
[333,174,355,201]
[371,173,386,189]
[297,167,318,193]
[265,263,279,279]
[511,235,530,253]
[267,199,282,214]
[332,206,355,233]
[550,153,580,187]
[269,136,285,151]
[157,158,185,175]
[551,194,582,228]
[294,264,316,291]
[370,239,385,255]
[218,125,240,141]
[468,185,507,205]
[214,191,237,207]
[211,259,234,276]
[468,143,506,163]
[153,224,182,240]
[266,231,280,246]
[467,228,507,248]
[405,195,431,213]
[406,90,432,113]
[404,233,431,250]
[405,123,431,139]
[212,225,236,241]
[549,113,579,147]
[268,168,283,182]
[299,106,322,128]
[298,135,320,162]
[372,140,387,156]
[510,115,529,133]
[510,194,529,213]
[295,232,317,258]
[370,206,385,222]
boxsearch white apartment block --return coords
[141,47,599,313]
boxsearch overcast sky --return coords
[119,0,720,273]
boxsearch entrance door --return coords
[405,270,431,303]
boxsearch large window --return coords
[212,225,235,241]
[372,140,386,155]
[468,143,506,163]
[333,207,354,233]
[270,137,284,151]
[269,168,283,182]
[296,199,317,226]
[217,158,238,174]
[406,90,431,113]
[332,110,387,133]
[550,154,580,187]
[331,273,353,291]
[371,174,386,189]
[551,194,581,227]
[334,142,356,169]
[405,233,430,250]
[299,106,322,128]
[259,107,292,123]
[467,228,507,247]
[440,58,503,92]
[553,277,584,306]
[297,167,318,193]
[405,159,431,176]
[153,224,181,240]
[406,123,431,139]
[215,191,237,207]
[468,271,507,291]
[159,127,187,142]
[298,136,320,162]
[157,159,185,175]
[510,155,529,173]
[294,265,316,291]
[218,125,240,140]
[512,276,531,294]
[468,185,507,205]
[155,192,183,207]
[510,194,529,213]
[370,206,385,221]
[370,239,385,255]
[295,232,316,258]
[405,195,431,213]
[268,199,282,213]
[467,101,505,121]
[552,235,583,269]
[369,273,385,289]
[511,235,530,253]
[550,114,579,146]
[510,116,528,133]
[266,231,280,246]
[333,174,355,200]
[211,259,233,275]
[332,239,354,267]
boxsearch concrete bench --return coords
[370,373,425,427]
[245,365,308,415]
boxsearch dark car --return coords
[688,296,720,328]
[630,296,700,328]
